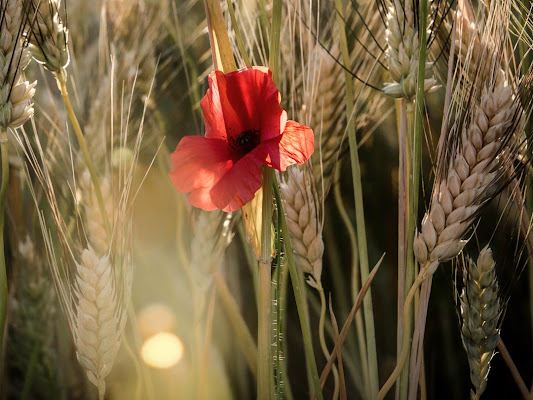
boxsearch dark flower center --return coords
[228,129,260,154]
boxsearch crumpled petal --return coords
[201,67,287,142]
[169,136,234,210]
[257,120,314,171]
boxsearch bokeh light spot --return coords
[141,332,184,369]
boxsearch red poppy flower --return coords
[169,66,314,212]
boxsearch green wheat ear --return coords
[459,246,501,400]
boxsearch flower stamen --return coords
[228,129,260,153]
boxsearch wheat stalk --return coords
[459,246,501,400]
[0,0,35,129]
[413,80,520,276]
[73,247,121,400]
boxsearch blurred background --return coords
[4,0,533,399]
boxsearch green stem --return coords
[258,168,273,400]
[279,256,294,400]
[274,204,284,399]
[273,180,323,400]
[400,100,415,399]
[268,0,282,83]
[333,165,368,398]
[400,2,429,398]
[0,128,9,366]
[334,0,378,397]
[56,75,111,238]
[257,0,270,51]
[396,99,408,400]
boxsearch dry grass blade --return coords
[329,295,347,400]
[318,253,384,390]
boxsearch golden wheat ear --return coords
[414,0,533,277]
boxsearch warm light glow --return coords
[141,332,184,369]
[137,303,177,339]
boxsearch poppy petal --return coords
[169,136,234,211]
[256,120,315,171]
[210,152,263,212]
[201,67,286,141]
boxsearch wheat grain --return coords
[414,80,519,276]
[459,246,501,400]
[73,247,121,400]
[383,0,437,99]
[279,164,323,289]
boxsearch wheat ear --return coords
[383,0,437,99]
[279,164,323,289]
[28,0,69,76]
[414,81,519,276]
[459,246,501,400]
[74,247,121,400]
[0,0,35,129]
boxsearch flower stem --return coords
[0,128,8,370]
[55,74,111,239]
[334,0,378,397]
[258,168,273,400]
[273,179,323,400]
